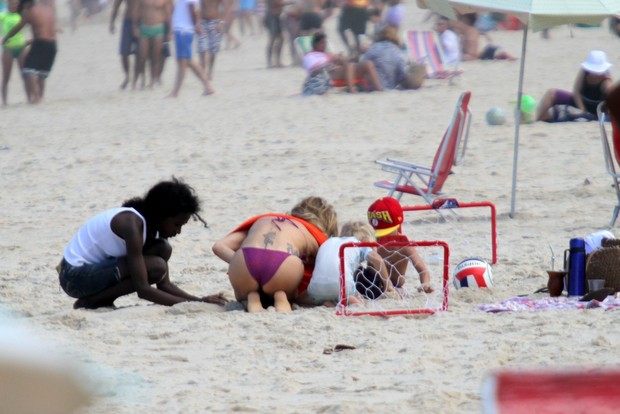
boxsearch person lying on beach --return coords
[536,50,613,122]
[450,13,516,62]
[302,220,391,307]
[301,31,382,95]
[212,196,338,312]
[367,197,434,293]
[57,178,228,309]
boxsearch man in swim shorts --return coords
[338,0,368,55]
[133,0,171,88]
[3,0,57,104]
[198,0,230,80]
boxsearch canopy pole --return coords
[509,23,529,219]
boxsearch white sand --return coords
[2,3,620,413]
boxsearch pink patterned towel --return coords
[477,296,620,313]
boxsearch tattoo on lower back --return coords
[263,231,276,248]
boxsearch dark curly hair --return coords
[122,177,207,233]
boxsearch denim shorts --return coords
[58,258,121,299]
[174,31,194,59]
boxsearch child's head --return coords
[290,196,338,237]
[340,221,375,242]
[123,177,204,237]
[312,32,327,51]
[376,25,400,46]
[367,197,403,238]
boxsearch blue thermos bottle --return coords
[567,238,586,296]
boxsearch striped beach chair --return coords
[404,30,462,80]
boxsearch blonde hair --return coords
[340,221,375,242]
[290,196,339,238]
[376,26,400,47]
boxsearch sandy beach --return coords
[2,3,620,413]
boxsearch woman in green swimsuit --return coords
[0,0,29,105]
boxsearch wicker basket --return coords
[585,246,620,292]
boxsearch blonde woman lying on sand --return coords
[212,196,338,312]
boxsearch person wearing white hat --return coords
[536,50,613,122]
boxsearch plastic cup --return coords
[587,279,605,292]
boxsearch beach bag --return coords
[585,238,620,292]
[302,69,331,96]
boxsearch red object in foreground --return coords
[482,370,620,414]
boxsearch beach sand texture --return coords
[2,4,620,413]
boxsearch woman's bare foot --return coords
[273,291,292,312]
[247,292,266,312]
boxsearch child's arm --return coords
[404,246,434,293]
[114,213,201,306]
[366,249,394,292]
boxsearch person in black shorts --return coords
[3,0,57,103]
[338,0,368,55]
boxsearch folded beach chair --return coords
[403,30,462,80]
[374,91,472,204]
[597,85,620,227]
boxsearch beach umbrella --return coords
[418,0,620,217]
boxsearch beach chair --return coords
[374,91,472,205]
[403,30,462,80]
[294,35,314,58]
[597,88,620,227]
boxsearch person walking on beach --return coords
[198,0,231,80]
[264,0,284,68]
[167,0,214,97]
[212,196,338,312]
[109,0,139,89]
[133,0,171,89]
[57,178,228,310]
[0,0,30,104]
[3,0,57,104]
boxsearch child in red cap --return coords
[367,197,434,293]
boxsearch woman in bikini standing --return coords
[212,196,338,312]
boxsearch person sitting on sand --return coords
[361,25,407,90]
[301,31,382,95]
[212,196,338,312]
[536,50,613,122]
[451,13,516,61]
[57,178,228,309]
[367,197,434,293]
[302,221,391,307]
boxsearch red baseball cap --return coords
[367,197,404,238]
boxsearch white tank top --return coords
[63,207,147,266]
